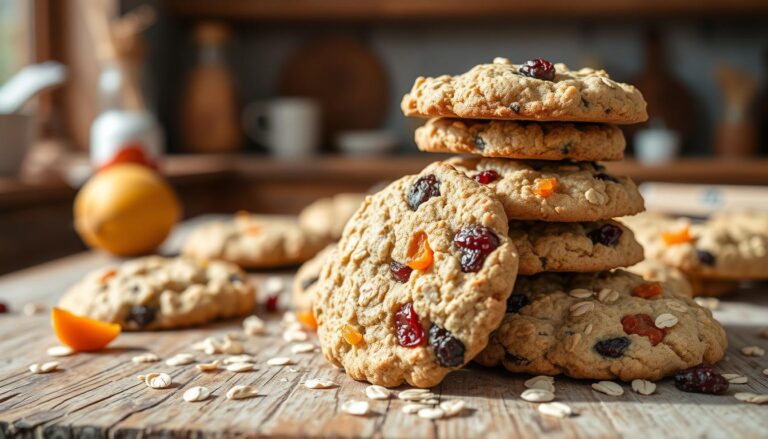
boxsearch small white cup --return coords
[242,98,320,158]
[634,127,681,165]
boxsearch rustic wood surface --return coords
[0,220,767,438]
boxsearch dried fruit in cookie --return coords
[407,174,440,210]
[518,59,555,81]
[406,232,434,270]
[429,325,465,367]
[587,223,623,247]
[661,226,692,245]
[52,307,121,352]
[453,226,500,273]
[506,294,530,313]
[595,173,618,183]
[622,314,665,346]
[532,178,558,197]
[593,337,630,358]
[297,310,318,331]
[342,324,364,346]
[265,294,279,313]
[632,282,663,299]
[125,305,156,328]
[674,364,729,394]
[390,261,413,283]
[473,170,500,185]
[696,249,716,266]
[394,303,425,347]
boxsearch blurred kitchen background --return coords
[1,0,768,273]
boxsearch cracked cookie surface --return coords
[59,256,256,330]
[447,157,644,222]
[475,270,726,381]
[416,117,625,161]
[401,58,647,124]
[313,163,519,388]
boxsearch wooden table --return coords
[1,221,767,438]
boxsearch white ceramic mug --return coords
[242,98,320,158]
[0,114,34,176]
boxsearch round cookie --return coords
[313,163,519,388]
[446,157,645,222]
[299,193,366,241]
[182,214,329,269]
[401,57,648,124]
[627,258,693,297]
[292,244,336,312]
[415,117,625,161]
[511,220,643,275]
[623,212,768,280]
[59,256,256,330]
[475,270,727,381]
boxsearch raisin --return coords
[474,135,486,150]
[510,102,521,113]
[0,302,7,314]
[301,276,319,290]
[407,174,441,210]
[390,261,413,283]
[506,294,530,313]
[228,273,243,283]
[622,314,665,346]
[429,325,465,367]
[505,352,530,365]
[518,59,555,81]
[674,364,729,394]
[594,337,630,358]
[696,250,716,266]
[394,302,425,347]
[587,223,623,247]
[265,294,279,313]
[595,173,618,183]
[560,143,571,155]
[581,97,590,108]
[453,226,501,273]
[473,170,500,184]
[126,305,156,328]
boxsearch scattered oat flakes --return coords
[631,379,656,395]
[166,353,196,366]
[144,372,172,389]
[592,381,623,396]
[183,386,211,402]
[226,331,244,341]
[538,402,573,418]
[524,376,555,393]
[584,188,606,205]
[304,378,338,389]
[196,360,221,372]
[569,301,595,317]
[741,346,765,357]
[29,361,59,374]
[568,289,593,299]
[694,297,719,310]
[422,399,439,405]
[224,355,254,364]
[243,315,267,335]
[402,403,429,414]
[341,400,370,416]
[23,303,45,316]
[226,362,254,373]
[284,329,308,342]
[267,357,294,366]
[584,324,593,335]
[226,384,259,400]
[722,374,748,384]
[439,399,465,417]
[597,288,619,303]
[521,388,555,403]
[418,407,445,420]
[47,345,74,357]
[734,392,768,404]
[291,343,316,354]
[221,339,245,355]
[365,385,391,400]
[264,276,285,295]
[654,313,678,329]
[132,353,160,363]
[398,389,435,401]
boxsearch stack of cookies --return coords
[313,58,727,388]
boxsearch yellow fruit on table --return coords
[74,164,181,256]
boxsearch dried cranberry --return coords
[453,226,500,273]
[301,276,319,290]
[506,294,530,313]
[674,364,729,394]
[0,302,7,313]
[126,305,156,328]
[394,302,425,347]
[473,170,500,185]
[518,59,555,81]
[390,261,413,283]
[594,337,630,358]
[595,173,618,183]
[696,250,716,266]
[587,223,623,247]
[622,314,665,346]
[429,325,465,367]
[265,294,279,313]
[407,174,441,210]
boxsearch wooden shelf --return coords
[167,0,768,22]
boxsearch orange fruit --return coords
[297,310,318,331]
[341,324,363,346]
[52,307,121,351]
[406,231,434,270]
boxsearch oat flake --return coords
[47,346,74,357]
[569,301,595,317]
[166,354,196,366]
[592,381,623,396]
[266,357,294,366]
[29,361,59,374]
[132,353,160,363]
[196,360,221,372]
[303,378,338,389]
[722,374,748,384]
[226,362,254,372]
[741,346,765,357]
[439,399,465,417]
[226,385,259,400]
[145,372,172,389]
[538,402,573,418]
[417,407,445,420]
[291,343,316,354]
[654,313,678,329]
[631,379,656,395]
[341,400,370,416]
[521,388,555,403]
[402,403,429,414]
[183,386,211,402]
[365,385,391,400]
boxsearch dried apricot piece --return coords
[342,324,363,346]
[297,310,318,331]
[622,314,665,346]
[533,178,558,197]
[661,226,692,245]
[632,282,663,299]
[406,231,434,271]
[52,307,121,352]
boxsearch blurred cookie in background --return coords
[627,258,693,297]
[298,193,365,241]
[292,244,336,312]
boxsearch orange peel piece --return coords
[406,231,434,270]
[661,226,692,245]
[632,282,663,299]
[342,324,363,346]
[533,177,558,197]
[297,310,318,331]
[52,307,121,352]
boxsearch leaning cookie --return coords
[401,57,648,124]
[292,244,336,312]
[511,220,643,275]
[447,157,644,222]
[182,214,329,269]
[626,258,693,298]
[475,270,727,381]
[415,118,625,161]
[314,163,519,388]
[299,193,366,241]
[59,256,256,330]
